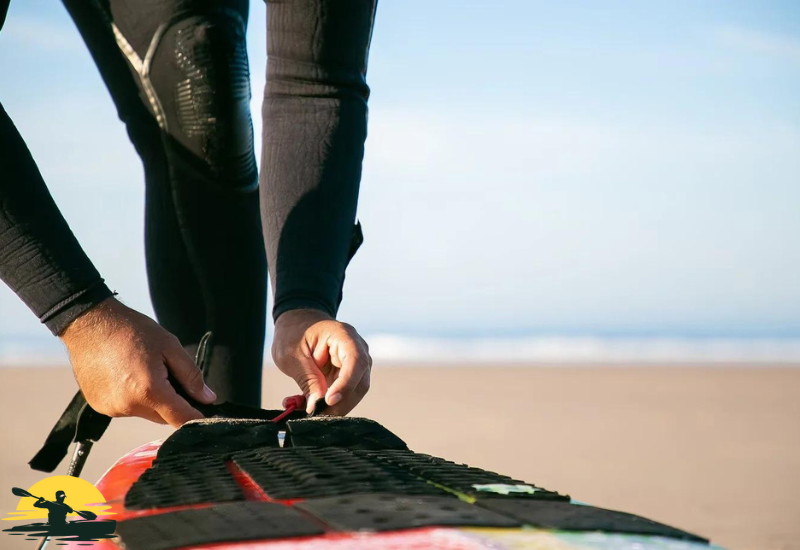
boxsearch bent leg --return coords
[62,0,267,406]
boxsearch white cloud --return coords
[342,107,800,334]
[364,111,619,181]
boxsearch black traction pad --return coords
[296,493,521,532]
[476,500,708,543]
[157,419,281,459]
[286,417,408,450]
[356,450,568,501]
[232,447,447,499]
[116,501,325,550]
[125,453,245,509]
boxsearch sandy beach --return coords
[1,364,798,550]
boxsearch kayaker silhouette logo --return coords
[3,475,117,545]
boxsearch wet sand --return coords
[1,365,798,550]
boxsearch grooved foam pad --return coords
[157,419,281,459]
[356,450,568,501]
[296,493,521,532]
[286,417,408,450]
[116,501,325,550]
[476,500,708,543]
[125,453,244,509]
[232,447,446,499]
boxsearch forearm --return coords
[0,104,112,335]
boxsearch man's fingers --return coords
[276,351,329,414]
[326,367,371,416]
[118,369,200,427]
[151,385,205,428]
[163,340,216,404]
[130,405,168,425]
[272,311,372,416]
[325,339,371,409]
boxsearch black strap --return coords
[29,391,111,473]
[29,333,216,472]
[29,390,298,472]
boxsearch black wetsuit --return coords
[33,498,73,526]
[0,0,376,406]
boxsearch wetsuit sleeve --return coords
[261,0,375,322]
[33,499,46,509]
[0,104,113,335]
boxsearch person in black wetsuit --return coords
[0,0,375,425]
[33,491,73,526]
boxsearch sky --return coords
[0,1,799,361]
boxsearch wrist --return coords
[59,296,125,347]
[274,307,333,329]
[43,282,114,337]
[273,295,336,324]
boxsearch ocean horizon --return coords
[3,333,800,367]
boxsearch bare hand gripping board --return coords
[68,417,721,550]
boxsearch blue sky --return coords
[0,0,799,353]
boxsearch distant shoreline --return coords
[4,334,800,367]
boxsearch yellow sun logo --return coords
[4,476,113,522]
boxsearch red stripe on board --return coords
[226,460,272,502]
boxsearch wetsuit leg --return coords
[0,0,8,31]
[262,0,378,321]
[61,0,267,406]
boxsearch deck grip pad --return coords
[356,450,568,501]
[157,419,281,459]
[125,453,245,509]
[296,493,521,532]
[116,501,325,550]
[232,447,447,499]
[476,500,708,543]
[286,417,408,450]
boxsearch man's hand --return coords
[60,297,216,427]
[272,309,372,416]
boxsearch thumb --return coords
[278,352,329,414]
[163,339,216,404]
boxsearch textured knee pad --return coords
[149,11,257,191]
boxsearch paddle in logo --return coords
[3,475,117,545]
